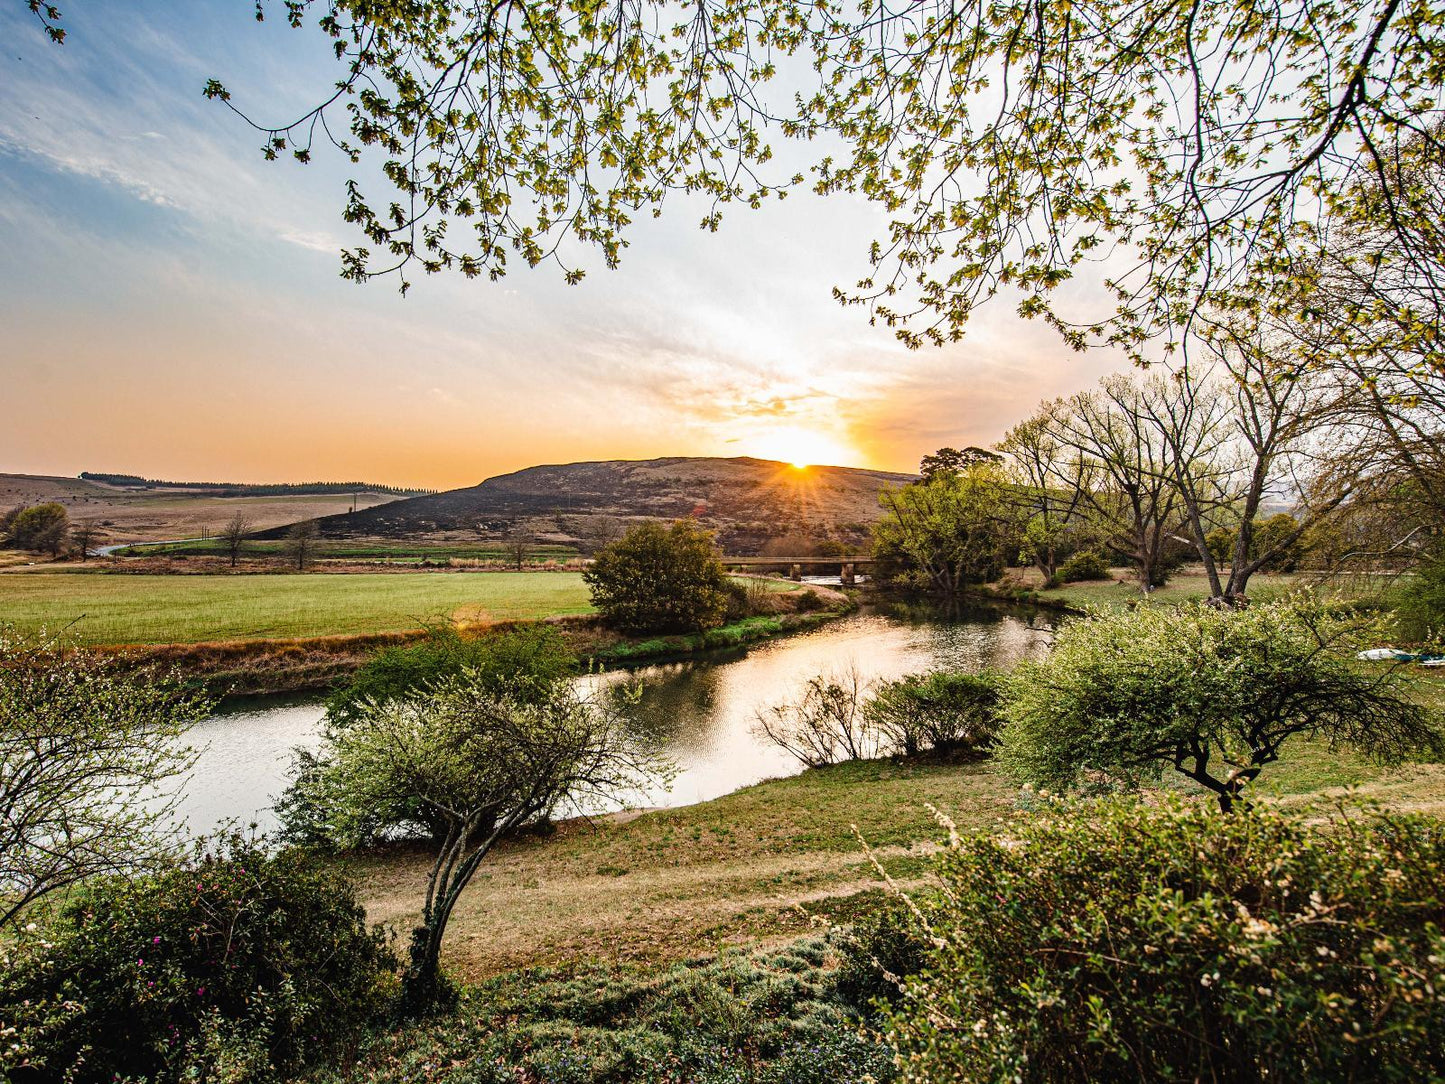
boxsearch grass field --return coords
[112,539,580,562]
[998,567,1403,611]
[0,571,596,645]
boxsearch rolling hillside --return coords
[272,457,916,555]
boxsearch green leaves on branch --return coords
[997,597,1443,810]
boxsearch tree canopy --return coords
[998,597,1441,810]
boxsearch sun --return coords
[752,426,856,470]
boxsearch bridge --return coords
[720,554,877,584]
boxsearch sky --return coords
[0,0,1129,489]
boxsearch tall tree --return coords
[285,519,319,570]
[1046,378,1187,592]
[996,407,1088,586]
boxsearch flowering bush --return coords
[883,798,1445,1083]
[1,835,395,1082]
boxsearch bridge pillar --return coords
[841,562,855,585]
[790,563,802,581]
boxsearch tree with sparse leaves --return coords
[0,628,210,930]
[220,512,252,568]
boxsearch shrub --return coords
[884,798,1445,1083]
[305,938,893,1084]
[998,596,1441,810]
[1058,548,1108,582]
[1394,542,1445,645]
[0,835,395,1083]
[583,520,730,633]
[834,896,931,1015]
[753,668,881,767]
[866,670,1001,757]
[325,624,575,726]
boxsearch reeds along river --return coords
[171,604,1058,835]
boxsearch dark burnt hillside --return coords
[263,456,915,555]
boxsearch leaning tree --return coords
[998,597,1441,811]
[294,672,667,1010]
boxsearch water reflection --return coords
[176,605,1056,834]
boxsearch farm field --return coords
[112,538,579,563]
[0,473,403,544]
[0,570,596,645]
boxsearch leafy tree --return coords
[33,0,1445,371]
[873,464,1018,596]
[283,626,576,846]
[583,520,729,633]
[325,624,575,726]
[0,835,394,1082]
[5,502,70,556]
[998,598,1441,811]
[0,628,210,930]
[290,673,665,1011]
[883,797,1445,1083]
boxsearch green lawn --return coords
[1027,569,1399,611]
[0,571,596,645]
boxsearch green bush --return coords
[834,896,931,1015]
[866,670,1001,757]
[1058,549,1108,582]
[583,520,730,633]
[325,624,575,726]
[1394,543,1445,646]
[884,798,1445,1083]
[306,939,893,1084]
[1,835,395,1083]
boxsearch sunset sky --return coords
[0,1,1129,489]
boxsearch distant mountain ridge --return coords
[276,456,916,555]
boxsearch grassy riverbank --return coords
[980,567,1399,612]
[338,697,1445,983]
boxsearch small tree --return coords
[583,520,729,633]
[503,530,530,570]
[0,628,210,929]
[753,668,879,767]
[293,674,665,1011]
[284,519,319,570]
[220,512,252,567]
[70,520,103,561]
[998,598,1441,811]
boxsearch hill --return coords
[0,473,405,545]
[271,457,916,555]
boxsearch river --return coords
[173,603,1057,834]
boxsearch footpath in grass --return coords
[0,571,596,645]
